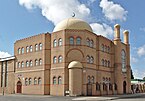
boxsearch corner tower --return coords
[113,24,131,94]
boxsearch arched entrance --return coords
[123,81,126,94]
[87,83,92,96]
[17,81,22,93]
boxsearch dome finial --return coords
[72,12,75,17]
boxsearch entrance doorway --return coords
[123,81,126,94]
[17,81,22,93]
[87,83,92,96]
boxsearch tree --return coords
[143,77,145,80]
[131,69,134,79]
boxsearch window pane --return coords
[30,61,33,67]
[53,39,57,47]
[21,62,24,67]
[90,40,93,47]
[58,76,62,84]
[35,44,38,51]
[18,62,21,68]
[58,56,63,63]
[53,77,56,84]
[86,39,90,46]
[69,37,74,45]
[26,46,29,53]
[121,50,126,72]
[35,59,38,66]
[29,78,32,85]
[39,59,42,65]
[34,78,37,85]
[21,48,24,54]
[39,43,42,50]
[18,48,21,54]
[30,45,33,52]
[76,37,81,45]
[87,56,90,63]
[26,61,29,67]
[38,78,41,85]
[102,44,104,51]
[53,56,57,63]
[58,38,62,46]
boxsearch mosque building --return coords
[0,18,132,96]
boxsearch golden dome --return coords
[53,18,92,32]
[68,61,83,69]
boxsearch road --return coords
[0,93,145,101]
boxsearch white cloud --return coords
[19,0,90,25]
[90,23,113,37]
[137,45,145,57]
[131,56,138,63]
[133,69,145,79]
[140,27,145,32]
[0,51,11,58]
[99,0,128,21]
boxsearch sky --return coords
[0,0,145,79]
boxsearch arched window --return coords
[18,62,21,68]
[91,76,94,83]
[76,37,81,45]
[26,61,29,67]
[106,77,108,82]
[25,78,28,86]
[26,46,29,53]
[104,45,107,52]
[21,61,24,68]
[108,46,110,53]
[39,43,42,50]
[53,76,56,84]
[86,38,90,46]
[38,78,41,85]
[35,44,38,51]
[35,59,38,66]
[69,37,74,45]
[103,83,107,91]
[121,50,126,72]
[53,56,57,64]
[103,77,105,81]
[30,60,33,67]
[114,83,117,90]
[102,59,104,66]
[34,78,37,85]
[102,44,104,51]
[29,78,32,85]
[96,82,100,91]
[18,48,21,54]
[87,55,90,63]
[90,56,94,64]
[53,39,57,47]
[109,83,112,90]
[58,38,62,46]
[105,60,107,67]
[88,76,91,84]
[58,56,63,63]
[109,78,111,82]
[21,47,24,54]
[39,59,42,65]
[90,40,93,47]
[58,76,62,84]
[108,61,110,67]
[30,45,33,52]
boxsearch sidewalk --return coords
[72,93,145,101]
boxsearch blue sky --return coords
[0,0,145,79]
